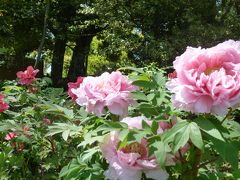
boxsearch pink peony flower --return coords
[72,71,138,117]
[5,132,17,141]
[0,95,9,112]
[100,116,171,180]
[68,77,84,100]
[23,126,31,138]
[167,71,177,79]
[28,86,38,93]
[16,66,39,85]
[166,40,240,116]
[43,117,51,125]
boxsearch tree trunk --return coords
[15,50,26,69]
[51,38,66,86]
[67,35,93,82]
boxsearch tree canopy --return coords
[0,0,240,85]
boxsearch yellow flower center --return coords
[205,67,220,75]
[122,142,146,157]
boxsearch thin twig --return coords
[197,156,219,168]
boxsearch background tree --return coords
[1,0,240,85]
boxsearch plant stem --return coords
[111,114,119,121]
[221,108,232,124]
[181,148,202,180]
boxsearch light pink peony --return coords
[5,132,17,141]
[0,95,9,112]
[72,71,138,117]
[166,40,240,116]
[68,77,84,100]
[16,66,39,85]
[100,116,171,180]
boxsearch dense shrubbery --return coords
[0,41,240,179]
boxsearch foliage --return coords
[0,64,239,179]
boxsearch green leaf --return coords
[154,141,167,168]
[151,120,159,134]
[117,66,144,73]
[142,120,151,133]
[119,129,129,142]
[81,147,100,162]
[209,137,238,170]
[162,120,189,143]
[131,91,148,101]
[132,80,157,89]
[62,130,70,141]
[173,125,190,154]
[153,72,166,86]
[195,118,225,142]
[189,122,204,150]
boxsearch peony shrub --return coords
[0,40,239,179]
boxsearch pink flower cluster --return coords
[0,95,9,112]
[5,127,31,152]
[71,71,138,117]
[5,126,31,141]
[16,66,39,85]
[167,40,240,116]
[100,116,174,180]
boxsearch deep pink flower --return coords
[68,77,84,100]
[5,132,17,141]
[0,95,9,112]
[100,116,171,180]
[12,142,25,152]
[28,86,38,93]
[23,126,31,138]
[72,71,138,117]
[43,117,51,125]
[168,71,177,79]
[16,66,39,85]
[166,40,240,116]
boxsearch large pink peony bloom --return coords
[0,95,9,112]
[68,77,84,100]
[166,40,240,116]
[72,71,138,117]
[100,116,171,180]
[16,66,39,85]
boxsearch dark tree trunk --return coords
[67,35,93,82]
[51,38,67,86]
[15,50,26,69]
